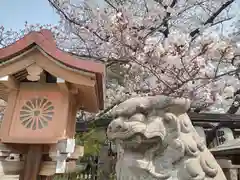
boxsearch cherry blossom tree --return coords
[0,2,239,167]
[1,0,240,115]
[47,0,240,114]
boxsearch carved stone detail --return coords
[107,96,226,180]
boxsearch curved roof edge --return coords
[0,29,105,74]
[0,29,105,110]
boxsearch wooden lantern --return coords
[0,30,105,144]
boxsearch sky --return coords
[0,0,60,31]
[0,0,239,32]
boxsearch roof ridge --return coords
[38,29,56,46]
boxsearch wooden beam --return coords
[189,112,240,122]
[0,76,19,90]
[57,78,68,94]
[68,84,79,95]
[0,48,35,78]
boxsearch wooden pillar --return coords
[19,145,43,180]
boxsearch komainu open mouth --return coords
[122,134,163,153]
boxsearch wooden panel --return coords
[1,83,70,144]
[77,84,99,113]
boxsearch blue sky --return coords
[0,0,239,32]
[0,0,60,31]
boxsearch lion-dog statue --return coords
[107,96,226,180]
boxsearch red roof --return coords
[0,29,105,74]
[0,29,105,109]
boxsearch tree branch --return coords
[48,0,109,42]
[104,0,118,11]
[190,0,235,37]
[153,0,178,37]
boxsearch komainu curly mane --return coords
[107,96,226,180]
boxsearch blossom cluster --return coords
[1,0,239,114]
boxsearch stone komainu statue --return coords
[107,96,226,180]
